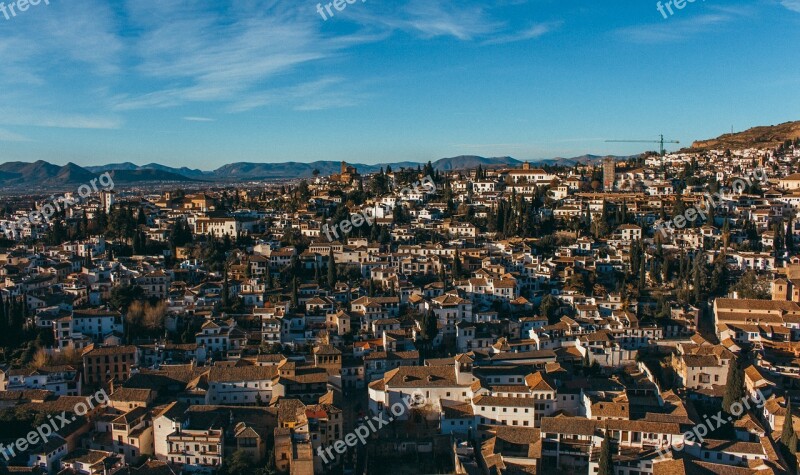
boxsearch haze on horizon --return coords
[0,0,798,169]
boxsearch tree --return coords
[126,301,146,337]
[420,311,438,343]
[453,250,464,279]
[598,433,613,475]
[218,450,255,475]
[327,249,337,288]
[730,270,770,299]
[144,301,167,332]
[110,285,145,311]
[540,294,559,324]
[0,296,6,347]
[691,256,707,304]
[722,354,745,417]
[136,208,147,225]
[222,268,230,309]
[710,258,729,297]
[782,398,795,449]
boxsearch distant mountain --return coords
[0,160,201,190]
[212,161,331,180]
[689,120,800,151]
[0,160,96,187]
[86,162,209,179]
[142,163,209,179]
[537,155,632,167]
[84,162,142,173]
[105,169,202,183]
[432,156,521,171]
[430,155,634,171]
[211,160,421,180]
[55,162,99,184]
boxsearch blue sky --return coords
[0,0,798,170]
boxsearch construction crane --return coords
[605,134,680,156]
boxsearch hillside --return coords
[689,120,800,151]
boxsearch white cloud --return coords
[227,77,367,113]
[616,7,749,43]
[781,0,800,12]
[0,0,123,129]
[183,117,215,122]
[112,1,376,112]
[482,22,562,45]
[0,128,32,142]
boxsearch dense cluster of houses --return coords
[1,142,800,474]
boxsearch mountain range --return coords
[2,120,797,190]
[0,155,622,190]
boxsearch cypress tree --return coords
[722,354,745,417]
[327,249,336,288]
[454,250,463,279]
[291,277,299,308]
[598,433,613,475]
[782,398,795,448]
[0,297,6,347]
[222,268,230,309]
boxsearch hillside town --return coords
[3,139,800,475]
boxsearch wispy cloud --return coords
[183,117,215,122]
[0,109,121,130]
[347,0,556,44]
[0,0,558,127]
[482,22,562,45]
[227,77,368,113]
[0,0,123,129]
[616,6,749,43]
[0,128,32,142]
[781,0,800,12]
[383,1,501,40]
[112,1,377,112]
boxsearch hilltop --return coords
[689,120,800,151]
